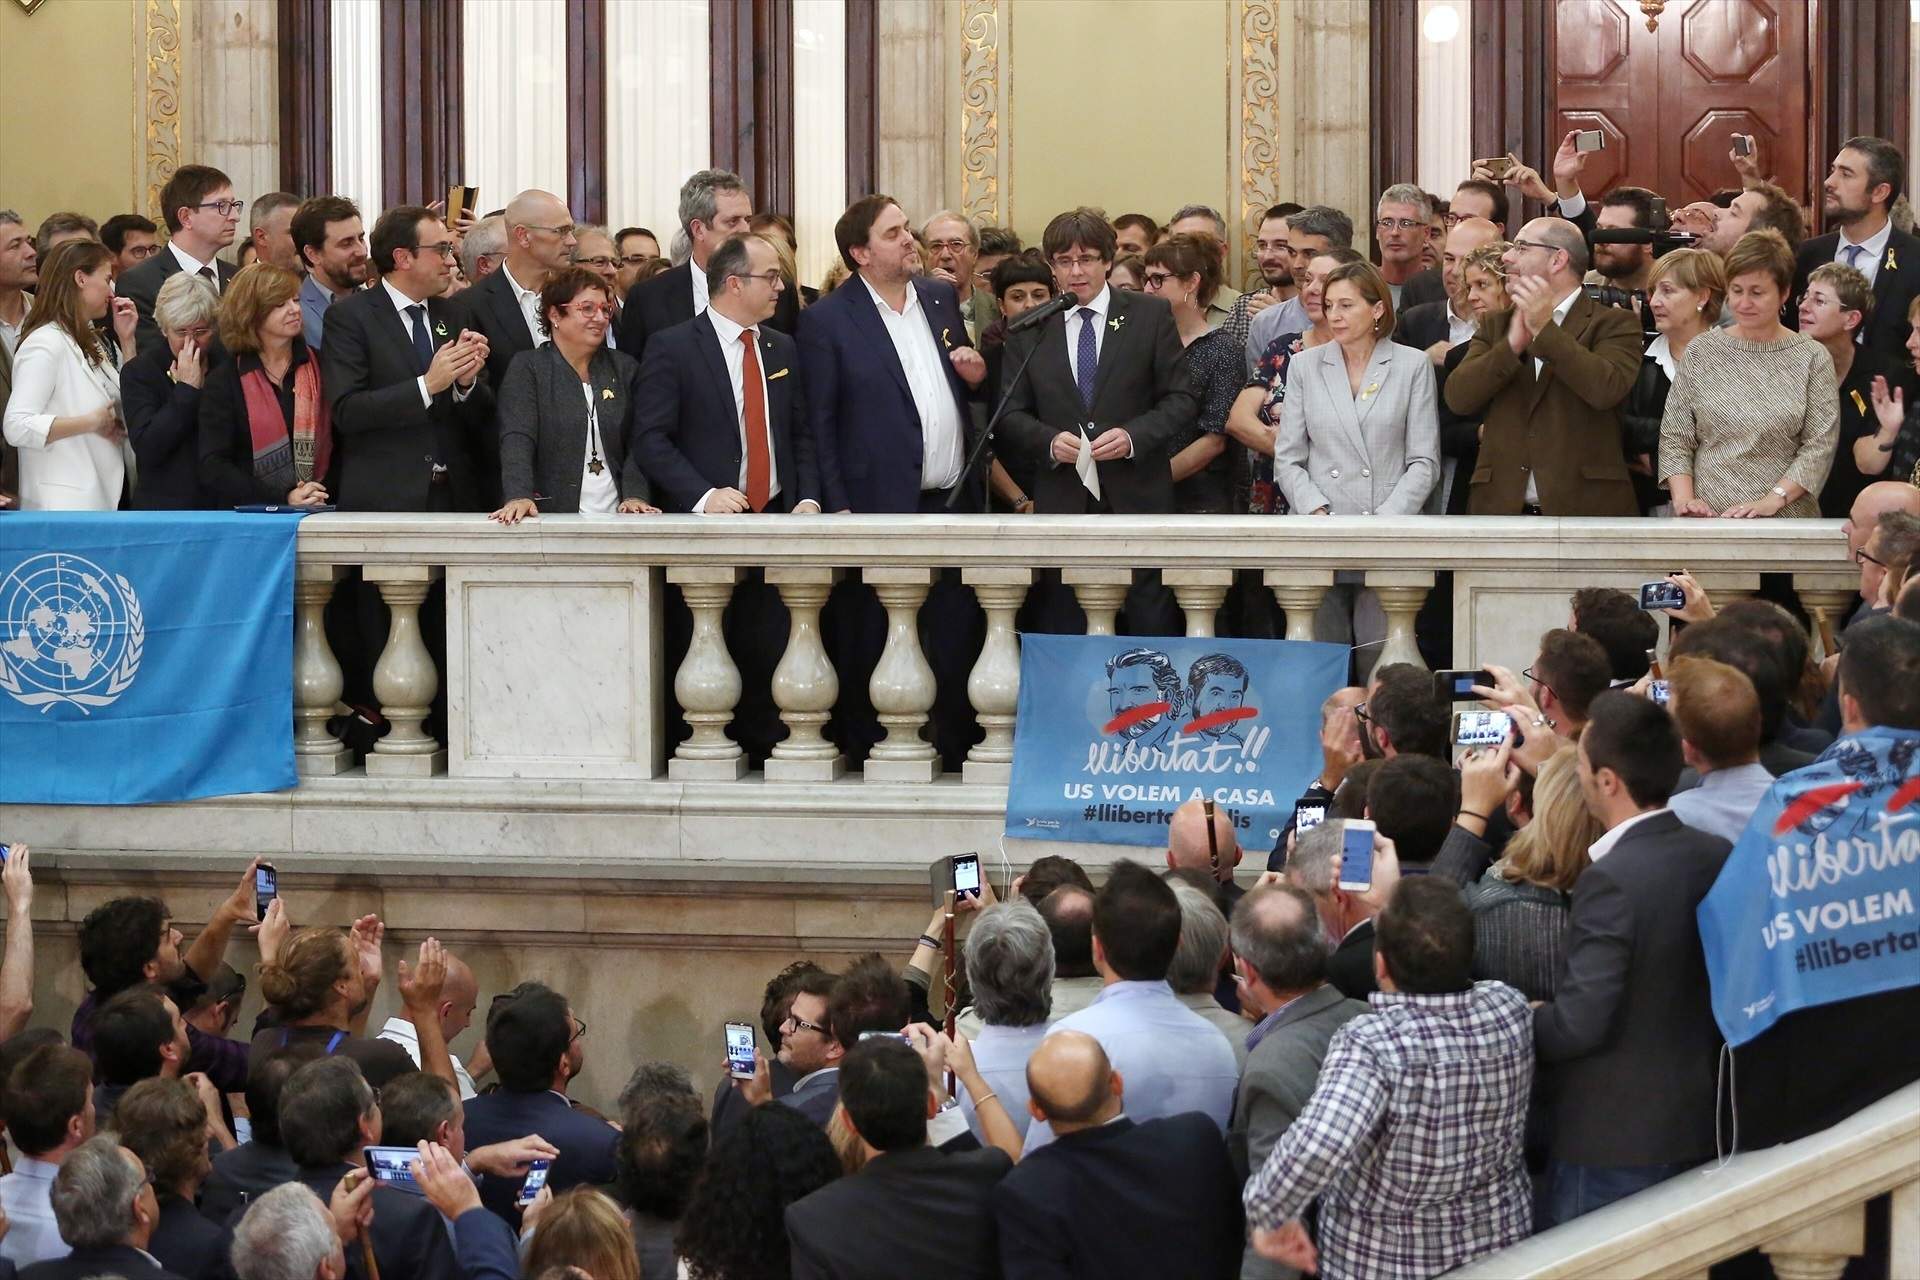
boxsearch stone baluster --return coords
[293,563,352,776]
[1264,570,1333,642]
[1761,1204,1865,1280]
[765,568,844,782]
[1166,569,1232,638]
[864,568,939,782]
[963,568,1032,784]
[1064,568,1132,636]
[1367,570,1433,671]
[668,567,746,780]
[1794,571,1862,663]
[1694,573,1760,607]
[365,565,445,776]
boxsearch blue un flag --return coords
[0,512,299,804]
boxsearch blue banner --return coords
[0,512,299,804]
[1005,634,1349,848]
[1696,728,1920,1048]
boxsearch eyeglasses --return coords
[1521,665,1558,700]
[1142,271,1175,290]
[125,244,162,260]
[561,302,613,319]
[1442,212,1470,227]
[782,1012,828,1036]
[730,269,786,287]
[1855,546,1887,569]
[573,255,616,269]
[196,199,247,217]
[1352,701,1371,726]
[1376,217,1425,233]
[524,224,577,239]
[1050,254,1105,270]
[412,241,459,260]
[1509,238,1558,255]
[618,253,657,267]
[926,239,972,254]
[570,1018,588,1042]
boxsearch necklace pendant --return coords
[588,457,604,476]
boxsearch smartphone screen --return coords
[1338,819,1375,892]
[725,1021,757,1079]
[255,864,277,922]
[1639,581,1686,611]
[1293,800,1328,833]
[362,1146,419,1187]
[516,1159,551,1207]
[951,853,982,899]
[1649,679,1671,706]
[1433,669,1493,702]
[1454,709,1512,748]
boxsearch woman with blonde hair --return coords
[522,1188,642,1280]
[1621,247,1725,515]
[246,923,418,1087]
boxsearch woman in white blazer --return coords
[1273,258,1439,662]
[3,239,138,510]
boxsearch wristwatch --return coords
[1770,485,1789,500]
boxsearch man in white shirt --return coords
[0,1044,96,1267]
[119,164,242,355]
[378,949,482,1099]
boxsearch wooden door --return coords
[1554,0,1810,207]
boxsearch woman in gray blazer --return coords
[491,266,660,523]
[1273,259,1438,657]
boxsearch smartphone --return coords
[362,1146,419,1187]
[1640,580,1687,611]
[1732,133,1755,157]
[859,1030,911,1044]
[0,845,8,864]
[1476,156,1515,179]
[1293,799,1328,833]
[1453,709,1513,748]
[254,862,277,922]
[1337,819,1376,893]
[1649,679,1671,706]
[724,1021,757,1080]
[446,183,479,225]
[1433,669,1494,702]
[516,1158,551,1207]
[928,853,983,906]
[1574,129,1606,153]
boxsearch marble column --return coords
[1695,573,1761,606]
[1064,568,1131,636]
[1368,570,1433,672]
[1762,1205,1865,1280]
[667,567,746,781]
[365,565,445,777]
[1289,0,1370,222]
[864,567,939,782]
[1167,569,1232,638]
[765,567,844,782]
[878,0,952,218]
[293,563,352,777]
[963,567,1031,784]
[189,0,280,208]
[1265,569,1334,643]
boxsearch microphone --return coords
[1007,291,1080,333]
[1591,227,1698,246]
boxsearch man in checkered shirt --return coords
[1241,876,1533,1280]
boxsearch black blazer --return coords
[1791,227,1920,364]
[1393,299,1451,353]
[1392,305,1478,512]
[19,1246,186,1280]
[1533,810,1732,1166]
[1326,917,1378,1000]
[615,259,802,365]
[785,1145,1013,1280]
[496,344,648,511]
[297,1164,458,1280]
[120,340,207,509]
[147,1195,234,1280]
[1399,267,1447,311]
[450,267,544,507]
[196,342,336,507]
[993,1114,1243,1280]
[318,285,494,511]
[631,312,816,512]
[119,251,238,358]
[1000,288,1196,514]
[797,274,981,513]
[462,1088,619,1228]
[202,1139,298,1225]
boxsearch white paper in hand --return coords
[1075,426,1102,501]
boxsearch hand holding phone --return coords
[1574,129,1605,153]
[725,1021,757,1079]
[254,862,278,922]
[1434,669,1496,702]
[1337,819,1376,892]
[516,1159,552,1207]
[1639,580,1687,611]
[1453,709,1513,748]
[1293,799,1328,833]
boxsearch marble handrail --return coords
[1452,1082,1920,1279]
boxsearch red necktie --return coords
[740,330,771,512]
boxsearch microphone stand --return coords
[947,302,1067,512]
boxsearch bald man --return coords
[1166,797,1242,889]
[1446,215,1643,515]
[451,188,580,507]
[993,1032,1242,1280]
[377,952,482,1097]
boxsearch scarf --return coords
[240,352,332,497]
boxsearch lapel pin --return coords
[434,321,449,337]
[1887,247,1900,271]
[941,327,952,349]
[601,388,615,400]
[768,367,790,381]
[1851,388,1868,415]
[1108,315,1126,332]
[1360,382,1380,400]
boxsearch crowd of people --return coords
[1,569,1917,1279]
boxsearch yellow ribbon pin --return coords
[1109,316,1126,332]
[1851,388,1868,416]
[1887,247,1900,271]
[768,368,790,381]
[941,327,952,349]
[601,388,615,400]
[1360,382,1380,400]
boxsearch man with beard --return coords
[1107,648,1186,754]
[1186,654,1251,748]
[293,197,370,351]
[1791,135,1920,362]
[1590,187,1659,293]
[1230,204,1304,339]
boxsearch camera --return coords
[1583,283,1645,313]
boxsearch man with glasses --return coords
[922,210,997,343]
[569,225,623,340]
[1373,184,1433,310]
[1445,216,1642,516]
[100,214,160,280]
[120,164,243,356]
[613,227,660,300]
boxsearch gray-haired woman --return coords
[121,270,218,508]
[957,898,1055,1141]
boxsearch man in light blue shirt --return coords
[1667,656,1779,844]
[1022,862,1238,1154]
[957,900,1055,1143]
[0,1044,98,1267]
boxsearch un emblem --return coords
[0,553,145,713]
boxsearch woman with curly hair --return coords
[523,1188,642,1280]
[615,1064,709,1279]
[115,1076,234,1280]
[247,924,417,1088]
[677,1103,840,1280]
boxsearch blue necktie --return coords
[1842,245,1865,269]
[1075,307,1098,409]
[406,304,434,375]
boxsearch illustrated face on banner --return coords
[1192,672,1249,741]
[1106,652,1180,742]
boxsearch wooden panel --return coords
[1553,0,1642,197]
[1471,0,1557,229]
[277,0,330,196]
[1370,0,1419,214]
[711,0,795,216]
[1815,0,1910,232]
[566,0,607,224]
[380,0,463,209]
[845,0,877,198]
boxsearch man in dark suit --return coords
[117,165,242,357]
[1790,135,1920,364]
[616,169,798,362]
[994,1032,1241,1280]
[320,205,493,512]
[450,188,577,507]
[1535,692,1733,1226]
[1446,217,1643,516]
[1284,817,1400,1001]
[16,1137,185,1280]
[461,984,617,1228]
[785,1038,1012,1280]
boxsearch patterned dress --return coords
[1245,330,1309,514]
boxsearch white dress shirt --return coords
[500,263,548,347]
[576,382,619,513]
[1834,218,1893,289]
[861,277,965,491]
[168,240,218,282]
[376,1016,478,1098]
[1524,287,1584,504]
[381,279,471,410]
[690,259,711,315]
[696,306,781,514]
[1587,806,1671,863]
[1448,300,1476,346]
[0,1159,70,1266]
